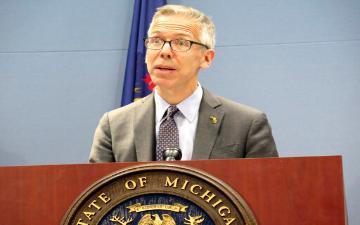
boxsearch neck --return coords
[156,82,198,105]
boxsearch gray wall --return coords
[0,0,359,223]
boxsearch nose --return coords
[160,42,173,59]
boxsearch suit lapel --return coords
[192,89,224,159]
[134,94,156,161]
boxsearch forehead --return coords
[149,15,201,39]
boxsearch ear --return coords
[145,51,149,64]
[200,49,215,69]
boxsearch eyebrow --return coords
[149,31,193,39]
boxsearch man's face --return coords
[145,15,214,93]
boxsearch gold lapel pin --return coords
[209,116,217,124]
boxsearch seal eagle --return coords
[138,214,176,225]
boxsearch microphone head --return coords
[163,148,182,161]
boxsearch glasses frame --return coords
[144,37,209,52]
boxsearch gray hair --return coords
[148,5,216,49]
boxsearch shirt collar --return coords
[154,84,203,123]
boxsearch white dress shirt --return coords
[154,85,203,160]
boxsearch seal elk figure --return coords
[184,215,204,225]
[110,216,134,225]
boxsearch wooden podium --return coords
[0,156,346,225]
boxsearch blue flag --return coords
[121,0,167,106]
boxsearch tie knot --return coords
[167,105,179,118]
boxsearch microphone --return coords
[163,147,182,161]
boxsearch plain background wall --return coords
[0,0,359,223]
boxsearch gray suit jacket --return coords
[89,89,278,162]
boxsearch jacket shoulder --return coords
[107,94,153,121]
[203,88,264,118]
[217,96,264,116]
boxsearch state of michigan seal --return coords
[61,163,257,225]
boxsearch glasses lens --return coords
[171,39,191,51]
[146,37,164,49]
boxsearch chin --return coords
[155,82,177,92]
[151,77,174,89]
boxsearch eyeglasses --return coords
[144,37,209,52]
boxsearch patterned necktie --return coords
[156,105,179,161]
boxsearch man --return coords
[89,5,278,162]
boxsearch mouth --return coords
[154,65,176,71]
